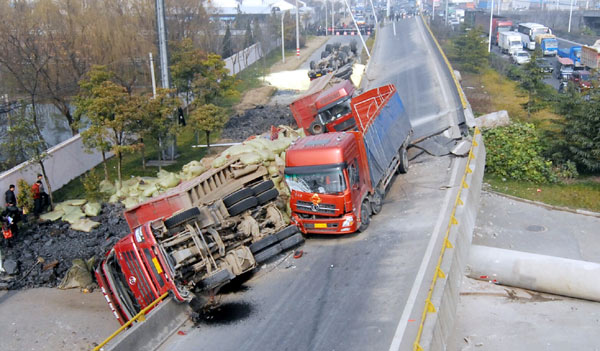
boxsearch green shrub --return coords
[483,123,557,183]
[16,178,34,213]
[82,169,106,202]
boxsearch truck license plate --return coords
[314,223,327,228]
[152,257,163,274]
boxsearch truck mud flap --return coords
[223,188,254,208]
[257,188,279,205]
[164,207,201,229]
[199,269,235,290]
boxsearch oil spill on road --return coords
[194,301,253,326]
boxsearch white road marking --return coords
[393,22,396,36]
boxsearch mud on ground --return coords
[221,104,297,142]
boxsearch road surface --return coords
[159,17,466,351]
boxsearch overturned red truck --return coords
[96,159,303,324]
[285,83,412,234]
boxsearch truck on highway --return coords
[96,159,303,324]
[499,31,523,55]
[464,10,513,45]
[516,23,552,51]
[581,40,600,70]
[284,84,412,234]
[558,46,582,68]
[535,34,558,56]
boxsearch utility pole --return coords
[296,0,300,58]
[149,53,157,98]
[487,0,494,52]
[156,0,169,89]
[387,0,391,20]
[342,0,370,58]
[568,0,575,32]
[325,1,328,36]
[281,12,286,62]
[445,0,449,25]
[332,0,335,35]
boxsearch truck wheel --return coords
[370,190,383,215]
[250,179,274,196]
[309,120,325,134]
[397,147,409,174]
[227,196,259,216]
[199,269,235,290]
[164,207,201,229]
[275,225,299,241]
[321,50,330,59]
[358,202,371,232]
[325,44,332,52]
[249,234,279,253]
[223,187,254,208]
[310,60,316,70]
[257,188,279,205]
[254,244,283,263]
[280,233,304,250]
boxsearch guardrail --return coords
[412,127,485,350]
[93,292,169,351]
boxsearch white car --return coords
[511,50,531,65]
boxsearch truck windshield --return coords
[546,40,558,48]
[318,99,352,123]
[285,169,346,194]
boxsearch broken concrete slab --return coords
[475,110,510,129]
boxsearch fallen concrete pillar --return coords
[467,245,600,302]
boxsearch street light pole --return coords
[295,0,300,58]
[325,1,328,36]
[281,12,286,63]
[488,0,494,52]
[342,0,370,58]
[568,0,574,32]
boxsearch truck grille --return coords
[296,200,337,215]
[123,251,157,306]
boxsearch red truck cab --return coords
[96,222,185,324]
[290,79,356,135]
[285,133,370,234]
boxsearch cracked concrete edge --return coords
[484,189,600,219]
[102,297,191,351]
[419,130,486,350]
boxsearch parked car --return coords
[570,70,594,92]
[511,50,531,65]
[536,58,554,73]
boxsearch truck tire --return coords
[250,179,274,196]
[309,120,325,134]
[280,233,304,250]
[397,147,409,174]
[370,190,383,215]
[325,44,332,52]
[254,243,283,263]
[164,207,201,229]
[350,39,358,53]
[227,196,259,216]
[249,234,279,253]
[321,50,330,59]
[275,225,299,241]
[199,269,235,290]
[310,60,316,70]
[257,188,279,205]
[357,201,371,232]
[333,42,341,50]
[223,187,254,208]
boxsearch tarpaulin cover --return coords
[361,92,411,188]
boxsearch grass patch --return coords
[486,175,600,212]
[361,32,376,64]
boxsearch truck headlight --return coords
[342,216,354,227]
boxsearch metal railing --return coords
[92,292,170,351]
[412,128,481,351]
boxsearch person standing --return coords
[37,174,49,212]
[32,180,42,216]
[4,185,16,207]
